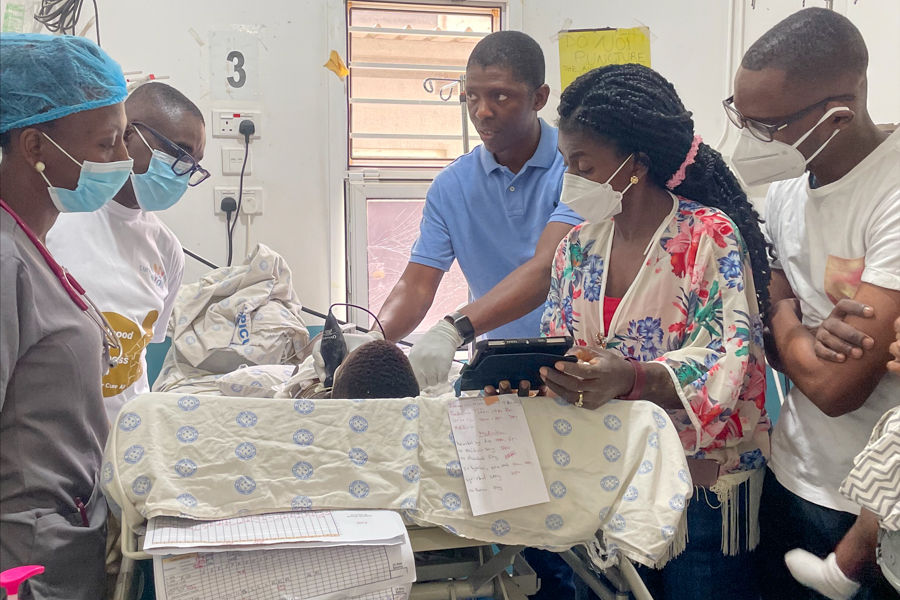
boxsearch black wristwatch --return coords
[445,311,475,346]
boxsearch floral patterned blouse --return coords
[541,196,770,474]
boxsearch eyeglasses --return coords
[132,121,211,186]
[722,94,855,142]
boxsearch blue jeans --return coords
[576,477,760,600]
[524,547,576,599]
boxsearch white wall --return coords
[4,0,897,324]
[95,0,336,317]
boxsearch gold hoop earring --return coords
[630,175,639,185]
[34,161,46,173]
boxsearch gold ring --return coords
[575,392,584,408]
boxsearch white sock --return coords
[785,549,861,600]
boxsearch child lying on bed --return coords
[330,340,420,400]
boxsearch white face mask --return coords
[730,106,848,188]
[560,154,634,223]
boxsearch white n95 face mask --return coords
[731,106,848,188]
[560,154,634,223]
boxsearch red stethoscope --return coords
[1,199,122,367]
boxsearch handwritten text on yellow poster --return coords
[558,27,652,91]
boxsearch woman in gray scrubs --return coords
[0,34,133,599]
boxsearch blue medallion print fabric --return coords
[293,429,314,446]
[600,476,620,492]
[349,480,369,499]
[349,415,368,433]
[176,426,199,443]
[553,449,571,467]
[124,445,144,464]
[402,433,419,451]
[292,462,314,480]
[294,399,315,415]
[174,459,197,478]
[550,481,567,499]
[235,442,256,460]
[545,514,564,531]
[236,411,258,428]
[235,476,256,495]
[292,496,313,510]
[442,493,461,511]
[492,520,511,536]
[603,445,621,462]
[608,513,627,532]
[177,396,200,411]
[403,465,420,483]
[553,419,573,436]
[119,412,141,432]
[132,476,152,496]
[349,448,368,466]
[177,493,198,507]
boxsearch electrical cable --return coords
[226,121,254,266]
[225,211,234,267]
[34,0,94,41]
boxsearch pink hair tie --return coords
[666,134,702,190]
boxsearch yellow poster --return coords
[558,27,652,92]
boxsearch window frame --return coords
[346,0,503,169]
[326,0,520,324]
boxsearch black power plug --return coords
[239,119,255,143]
[221,196,237,266]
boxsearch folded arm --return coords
[768,282,900,417]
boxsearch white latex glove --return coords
[313,328,384,382]
[409,319,464,390]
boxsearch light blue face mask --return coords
[130,127,190,212]
[38,133,133,213]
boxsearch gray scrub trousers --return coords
[1,209,110,600]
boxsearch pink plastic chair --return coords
[0,566,44,600]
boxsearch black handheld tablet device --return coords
[458,336,577,391]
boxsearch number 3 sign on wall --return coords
[209,30,260,101]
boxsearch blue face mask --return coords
[38,133,133,213]
[130,127,191,212]
[131,150,190,211]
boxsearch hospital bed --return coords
[104,393,690,600]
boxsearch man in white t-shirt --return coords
[727,8,900,600]
[48,82,208,423]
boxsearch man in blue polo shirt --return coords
[375,30,582,388]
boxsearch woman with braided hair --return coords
[538,64,770,599]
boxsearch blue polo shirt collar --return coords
[479,118,557,176]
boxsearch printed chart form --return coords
[145,511,407,554]
[153,540,415,600]
[448,395,550,516]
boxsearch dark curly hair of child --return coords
[331,340,420,400]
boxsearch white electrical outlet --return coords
[212,110,262,139]
[214,187,264,215]
[222,146,252,175]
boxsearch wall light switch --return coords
[222,146,252,175]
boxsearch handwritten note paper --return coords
[447,395,549,516]
[558,27,652,91]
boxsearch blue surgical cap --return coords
[0,33,128,134]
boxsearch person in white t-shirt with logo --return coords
[48,82,208,424]
[725,8,900,600]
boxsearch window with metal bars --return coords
[347,0,502,168]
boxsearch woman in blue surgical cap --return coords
[0,33,132,600]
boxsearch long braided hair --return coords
[558,63,771,318]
